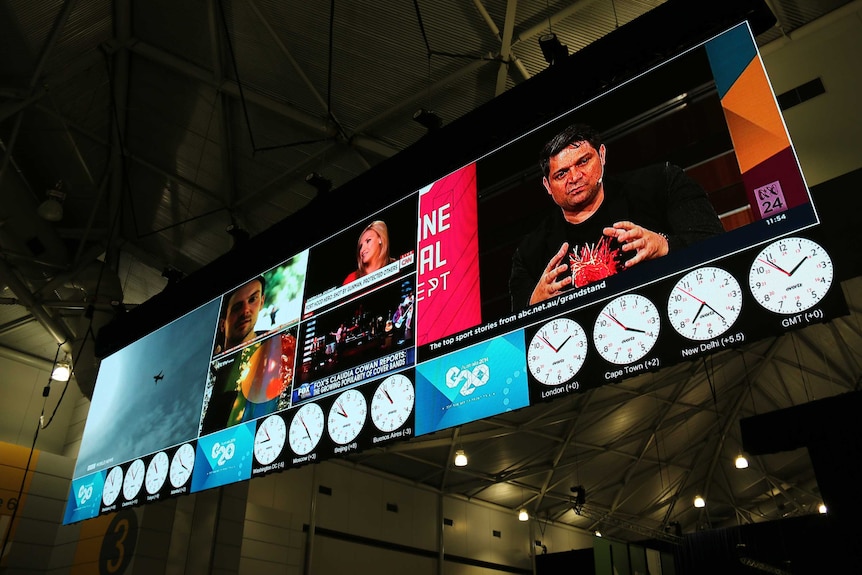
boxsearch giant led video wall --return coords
[64,20,848,524]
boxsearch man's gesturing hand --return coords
[603,221,669,268]
[529,242,573,305]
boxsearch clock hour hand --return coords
[691,301,706,323]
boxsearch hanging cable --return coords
[412,0,432,58]
[0,347,57,559]
[789,332,813,403]
[740,350,758,416]
[217,0,257,153]
[702,355,722,428]
[326,0,335,124]
[217,0,340,154]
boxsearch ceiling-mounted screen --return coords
[64,19,848,524]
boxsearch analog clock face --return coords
[593,293,661,364]
[749,237,833,314]
[145,451,169,495]
[328,388,368,445]
[289,402,325,456]
[169,443,195,488]
[668,266,743,340]
[122,458,145,500]
[371,373,415,433]
[254,413,287,465]
[527,317,588,385]
[102,466,123,506]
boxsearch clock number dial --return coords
[254,413,287,465]
[527,317,588,385]
[371,374,415,433]
[122,459,145,501]
[102,466,123,506]
[288,402,325,456]
[749,237,833,314]
[145,451,169,495]
[169,443,195,489]
[668,266,743,341]
[593,293,661,364]
[327,388,368,445]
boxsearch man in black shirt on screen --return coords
[509,123,726,311]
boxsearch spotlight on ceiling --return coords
[693,495,706,508]
[37,181,66,222]
[305,172,333,195]
[571,485,586,506]
[161,266,185,286]
[226,223,250,249]
[413,108,443,131]
[734,453,749,469]
[454,449,468,467]
[818,502,827,514]
[51,358,72,382]
[538,33,568,65]
[518,508,529,522]
[570,485,586,514]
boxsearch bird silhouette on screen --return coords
[153,370,164,384]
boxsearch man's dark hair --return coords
[539,123,604,178]
[221,275,266,318]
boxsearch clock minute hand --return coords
[603,312,627,330]
[788,257,807,276]
[758,256,790,276]
[702,302,727,322]
[537,335,559,353]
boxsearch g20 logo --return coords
[77,483,94,504]
[211,440,236,466]
[445,362,490,397]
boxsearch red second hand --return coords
[603,312,627,329]
[676,287,706,304]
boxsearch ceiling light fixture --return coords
[413,108,443,131]
[51,357,72,382]
[594,530,602,537]
[37,181,66,222]
[734,453,749,469]
[538,33,568,65]
[571,485,586,514]
[818,503,827,514]
[305,172,333,194]
[518,508,529,521]
[693,495,706,508]
[226,223,250,248]
[454,449,468,467]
